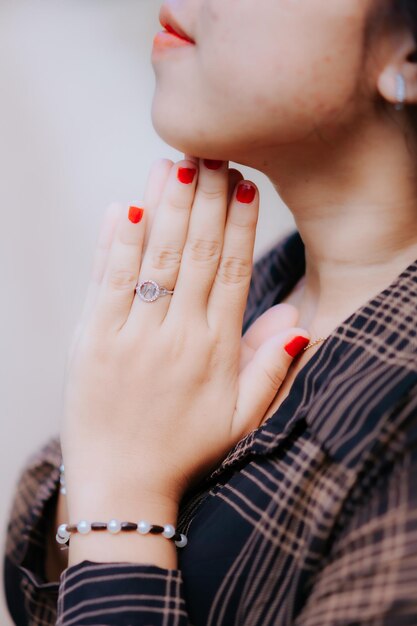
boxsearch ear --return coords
[377,26,417,107]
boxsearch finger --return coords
[90,203,123,285]
[81,159,173,325]
[227,169,244,206]
[94,204,147,331]
[126,159,199,327]
[183,153,199,164]
[167,158,230,316]
[143,158,173,250]
[78,202,122,325]
[240,303,300,371]
[78,159,173,332]
[234,328,311,438]
[208,180,259,337]
[184,157,239,207]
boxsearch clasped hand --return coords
[60,157,309,518]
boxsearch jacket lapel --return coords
[207,234,417,481]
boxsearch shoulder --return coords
[5,435,61,564]
[295,382,417,625]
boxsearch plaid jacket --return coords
[3,229,417,626]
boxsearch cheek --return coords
[200,42,359,137]
[200,3,364,120]
[152,2,366,155]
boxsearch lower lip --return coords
[152,30,195,52]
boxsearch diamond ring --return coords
[135,280,175,303]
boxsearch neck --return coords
[254,116,417,337]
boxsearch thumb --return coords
[233,328,310,439]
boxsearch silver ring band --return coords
[135,280,175,303]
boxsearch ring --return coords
[135,280,175,303]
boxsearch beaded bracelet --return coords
[57,465,187,548]
[59,463,66,495]
[56,520,188,548]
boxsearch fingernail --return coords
[128,206,144,224]
[177,167,197,184]
[203,159,223,170]
[284,336,310,357]
[236,183,256,204]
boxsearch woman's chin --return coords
[150,99,259,165]
[151,102,226,160]
[152,123,196,156]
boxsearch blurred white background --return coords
[0,1,295,622]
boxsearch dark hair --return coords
[383,1,417,140]
[395,0,417,59]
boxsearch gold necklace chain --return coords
[302,336,329,352]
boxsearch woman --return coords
[4,0,417,624]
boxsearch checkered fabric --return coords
[3,229,417,625]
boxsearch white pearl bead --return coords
[162,524,176,539]
[56,533,69,544]
[175,534,188,548]
[77,520,91,535]
[107,519,121,533]
[57,524,69,539]
[137,520,151,534]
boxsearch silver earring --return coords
[394,73,406,111]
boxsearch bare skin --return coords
[45,0,417,577]
[150,0,417,430]
[45,491,68,581]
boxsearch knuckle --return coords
[107,269,137,291]
[197,186,225,202]
[261,364,285,392]
[151,244,182,270]
[167,196,191,213]
[217,255,252,286]
[187,238,221,263]
[230,213,258,231]
[118,231,141,247]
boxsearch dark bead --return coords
[149,525,164,534]
[121,522,138,531]
[91,522,108,531]
[173,532,182,542]
[67,524,77,533]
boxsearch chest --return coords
[260,347,318,426]
[176,430,353,626]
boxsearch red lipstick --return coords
[153,29,194,51]
[153,5,195,52]
[163,22,194,44]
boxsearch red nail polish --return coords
[177,167,197,184]
[203,159,223,170]
[236,183,256,204]
[128,206,144,224]
[284,336,310,357]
